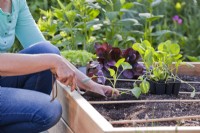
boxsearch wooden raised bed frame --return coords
[49,62,200,133]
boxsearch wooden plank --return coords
[56,82,113,133]
[105,127,200,133]
[177,62,200,76]
[48,118,73,133]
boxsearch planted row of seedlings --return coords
[84,40,200,127]
[86,83,200,127]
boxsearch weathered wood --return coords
[106,127,200,133]
[177,62,200,76]
[89,99,200,104]
[110,115,200,124]
[48,118,73,133]
[56,82,113,133]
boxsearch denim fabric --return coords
[0,41,62,133]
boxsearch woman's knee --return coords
[32,97,62,130]
[20,41,60,55]
[41,99,62,128]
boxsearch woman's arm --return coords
[0,53,76,89]
[0,53,57,76]
[0,53,119,96]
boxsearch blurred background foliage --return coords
[12,0,200,61]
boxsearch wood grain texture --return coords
[177,62,200,76]
[56,82,113,133]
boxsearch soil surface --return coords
[83,75,200,127]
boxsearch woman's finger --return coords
[65,76,73,86]
[70,76,76,92]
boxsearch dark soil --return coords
[83,75,200,127]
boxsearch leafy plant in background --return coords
[27,0,68,21]
[11,0,200,61]
[61,50,96,67]
[94,42,144,79]
[151,0,200,59]
[38,0,103,52]
[95,0,140,48]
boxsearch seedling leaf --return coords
[108,68,115,77]
[121,62,132,71]
[115,58,125,68]
[131,87,141,99]
[140,80,150,94]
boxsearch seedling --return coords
[98,58,149,98]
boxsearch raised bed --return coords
[50,62,200,133]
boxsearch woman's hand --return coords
[89,82,119,97]
[51,56,77,91]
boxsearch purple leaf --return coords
[122,48,140,64]
[134,63,145,75]
[107,60,116,67]
[97,70,106,84]
[123,70,134,79]
[110,47,122,61]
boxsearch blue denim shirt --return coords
[0,0,45,52]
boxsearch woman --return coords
[0,0,119,132]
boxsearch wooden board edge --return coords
[57,82,113,133]
[105,126,200,133]
[176,62,200,76]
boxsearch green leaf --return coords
[175,60,182,73]
[132,43,145,55]
[151,30,172,36]
[131,87,141,99]
[146,15,164,22]
[57,0,66,10]
[144,49,153,69]
[140,80,150,94]
[122,2,134,9]
[168,43,180,55]
[106,12,119,21]
[187,56,200,62]
[157,42,165,51]
[115,58,125,68]
[142,40,152,49]
[120,0,126,5]
[65,10,77,23]
[174,54,182,60]
[108,68,115,77]
[89,9,100,19]
[53,8,64,21]
[121,62,132,70]
[119,18,139,25]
